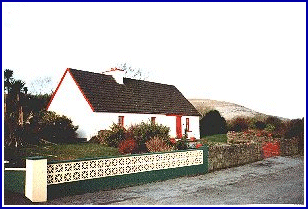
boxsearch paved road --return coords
[4,156,305,206]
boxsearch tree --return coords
[200,110,227,137]
[4,69,13,93]
[29,76,53,95]
[116,63,149,80]
[4,71,28,147]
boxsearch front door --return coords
[176,116,182,138]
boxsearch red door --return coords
[176,116,182,138]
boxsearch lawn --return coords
[201,134,228,144]
[7,143,120,163]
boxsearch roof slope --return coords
[68,68,200,116]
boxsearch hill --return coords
[188,99,269,120]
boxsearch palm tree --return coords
[4,70,27,147]
[4,69,14,94]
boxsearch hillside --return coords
[188,99,269,120]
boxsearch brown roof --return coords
[65,68,200,116]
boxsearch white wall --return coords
[47,71,96,139]
[48,70,200,140]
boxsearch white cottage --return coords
[47,68,200,140]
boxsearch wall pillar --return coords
[25,156,47,202]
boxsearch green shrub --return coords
[96,122,171,153]
[200,110,227,137]
[285,118,304,139]
[228,117,250,132]
[25,111,78,144]
[103,123,126,147]
[130,122,170,150]
[265,116,282,127]
[89,130,109,145]
[264,123,275,133]
[175,139,188,150]
[254,120,266,130]
[265,116,283,134]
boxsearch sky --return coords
[2,2,306,119]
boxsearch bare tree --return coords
[116,63,149,81]
[29,76,53,95]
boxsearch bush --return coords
[265,116,282,128]
[93,122,171,153]
[89,130,109,145]
[175,139,188,150]
[228,117,250,132]
[200,110,227,137]
[129,122,170,151]
[118,138,138,154]
[103,123,126,147]
[285,118,304,139]
[25,111,79,144]
[145,136,174,153]
[254,120,266,130]
[265,116,283,135]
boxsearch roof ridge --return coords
[69,69,174,87]
[123,77,176,88]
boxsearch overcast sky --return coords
[2,2,306,119]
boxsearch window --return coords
[186,118,190,132]
[151,117,156,124]
[118,116,124,127]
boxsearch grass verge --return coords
[6,143,120,163]
[201,134,228,144]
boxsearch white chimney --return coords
[103,68,125,84]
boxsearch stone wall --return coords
[208,143,263,172]
[208,137,300,172]
[279,138,299,156]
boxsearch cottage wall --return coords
[47,71,94,139]
[90,113,200,140]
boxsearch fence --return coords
[5,146,208,202]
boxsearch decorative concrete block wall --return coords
[47,147,208,199]
[3,147,207,202]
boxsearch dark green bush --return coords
[228,117,250,132]
[265,116,282,130]
[200,110,227,137]
[254,120,266,130]
[175,139,188,150]
[285,118,304,139]
[103,123,126,147]
[26,111,79,144]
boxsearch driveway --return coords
[4,155,305,206]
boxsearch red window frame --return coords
[151,117,156,124]
[118,116,124,127]
[186,118,190,132]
